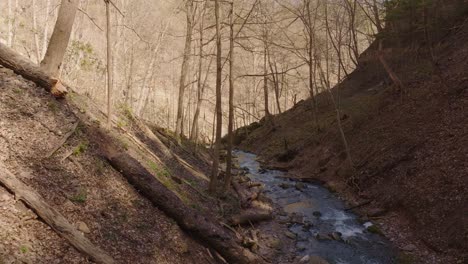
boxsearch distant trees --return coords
[40,0,79,76]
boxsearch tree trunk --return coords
[377,40,403,90]
[190,2,208,142]
[0,164,115,264]
[105,0,113,128]
[209,0,223,194]
[224,2,235,192]
[41,0,52,58]
[32,0,41,64]
[176,0,194,138]
[306,0,320,132]
[7,0,13,47]
[263,39,270,120]
[40,0,79,77]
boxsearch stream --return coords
[235,150,397,264]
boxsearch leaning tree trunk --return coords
[40,0,79,77]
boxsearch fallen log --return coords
[232,181,261,208]
[85,126,263,264]
[0,43,67,97]
[230,208,273,226]
[0,163,114,264]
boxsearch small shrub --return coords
[19,245,28,253]
[73,142,88,155]
[13,88,22,94]
[47,102,58,113]
[367,225,383,235]
[397,252,416,264]
[70,190,87,203]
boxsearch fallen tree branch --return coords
[230,208,273,226]
[0,163,115,264]
[45,122,79,158]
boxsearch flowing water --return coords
[235,150,397,264]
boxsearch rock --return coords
[312,211,322,217]
[284,201,314,215]
[299,255,330,263]
[308,255,330,264]
[267,238,282,249]
[315,233,332,240]
[401,244,417,252]
[278,211,288,216]
[258,168,267,174]
[330,232,342,241]
[288,213,304,225]
[302,222,313,231]
[279,183,292,189]
[296,244,307,251]
[295,182,306,191]
[76,221,90,234]
[299,255,310,263]
[285,231,296,239]
[242,238,257,249]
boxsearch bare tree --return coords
[190,0,211,142]
[175,0,195,138]
[209,0,222,194]
[223,1,235,192]
[41,0,79,76]
[105,0,113,127]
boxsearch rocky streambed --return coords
[235,150,398,264]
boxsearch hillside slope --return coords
[0,66,217,263]
[237,6,468,264]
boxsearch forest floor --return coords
[236,15,468,264]
[0,66,219,263]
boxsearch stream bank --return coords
[234,150,398,264]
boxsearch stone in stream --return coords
[302,221,313,231]
[284,201,314,215]
[285,231,296,239]
[299,255,330,264]
[295,182,306,191]
[312,211,322,217]
[330,231,343,241]
[315,232,332,240]
[296,243,307,251]
[279,182,292,189]
[288,213,304,225]
[267,238,282,249]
